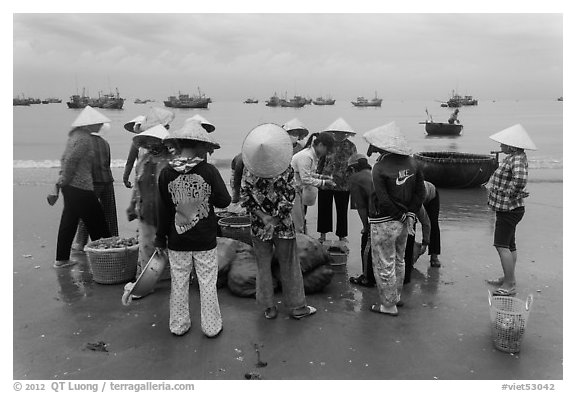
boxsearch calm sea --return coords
[13,99,563,176]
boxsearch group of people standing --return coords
[49,105,536,335]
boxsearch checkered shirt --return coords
[487,151,529,211]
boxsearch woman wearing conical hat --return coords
[154,119,230,337]
[316,117,357,245]
[362,122,426,316]
[485,124,537,297]
[50,106,112,268]
[240,123,316,320]
[122,107,175,189]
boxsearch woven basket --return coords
[488,291,533,353]
[218,215,252,245]
[85,237,138,285]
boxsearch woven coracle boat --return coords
[414,151,498,188]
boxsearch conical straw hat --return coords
[242,123,293,178]
[186,114,216,133]
[363,121,412,156]
[282,118,309,138]
[165,119,220,149]
[70,106,111,128]
[140,107,175,132]
[132,124,170,147]
[489,124,537,150]
[124,115,146,133]
[323,117,356,135]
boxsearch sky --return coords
[12,11,564,102]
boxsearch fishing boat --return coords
[351,92,382,107]
[41,97,62,104]
[164,88,210,109]
[445,90,478,107]
[92,88,124,109]
[422,122,463,136]
[13,97,30,106]
[244,98,259,104]
[414,151,498,188]
[312,96,336,105]
[66,88,91,108]
[420,108,463,136]
[134,98,153,104]
[279,95,306,108]
[265,93,281,107]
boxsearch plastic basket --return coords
[488,291,533,353]
[84,237,138,285]
[218,215,252,245]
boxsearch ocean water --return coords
[13,99,563,174]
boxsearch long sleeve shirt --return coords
[317,139,357,191]
[291,147,325,191]
[487,151,529,211]
[369,153,426,224]
[58,129,94,191]
[240,167,296,240]
[155,159,231,251]
[90,134,114,183]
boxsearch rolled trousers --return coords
[252,236,306,311]
[317,189,349,238]
[73,182,118,248]
[56,186,111,261]
[168,248,222,336]
[370,220,409,307]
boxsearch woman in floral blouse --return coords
[486,124,537,297]
[317,118,357,245]
[241,123,316,320]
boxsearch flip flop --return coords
[291,306,317,320]
[486,277,504,286]
[53,260,78,268]
[349,275,375,288]
[493,287,517,297]
[370,304,398,316]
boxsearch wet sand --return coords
[11,167,563,381]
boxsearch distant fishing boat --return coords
[164,88,210,109]
[557,96,563,102]
[313,96,335,105]
[351,92,382,107]
[93,88,124,109]
[265,93,281,107]
[41,97,62,104]
[134,98,153,104]
[67,88,91,108]
[244,98,259,104]
[444,90,478,107]
[279,95,306,108]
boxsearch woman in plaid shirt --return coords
[486,124,537,297]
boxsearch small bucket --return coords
[488,291,533,353]
[329,252,348,273]
[218,215,252,246]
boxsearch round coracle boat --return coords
[414,151,498,188]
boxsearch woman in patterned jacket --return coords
[155,120,230,337]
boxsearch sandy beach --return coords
[12,166,563,381]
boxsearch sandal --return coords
[486,277,505,286]
[370,304,398,316]
[430,259,441,268]
[53,260,77,268]
[349,275,375,288]
[264,306,278,320]
[493,287,517,297]
[291,305,317,320]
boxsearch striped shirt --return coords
[487,151,529,211]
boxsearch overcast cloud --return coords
[13,13,563,101]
